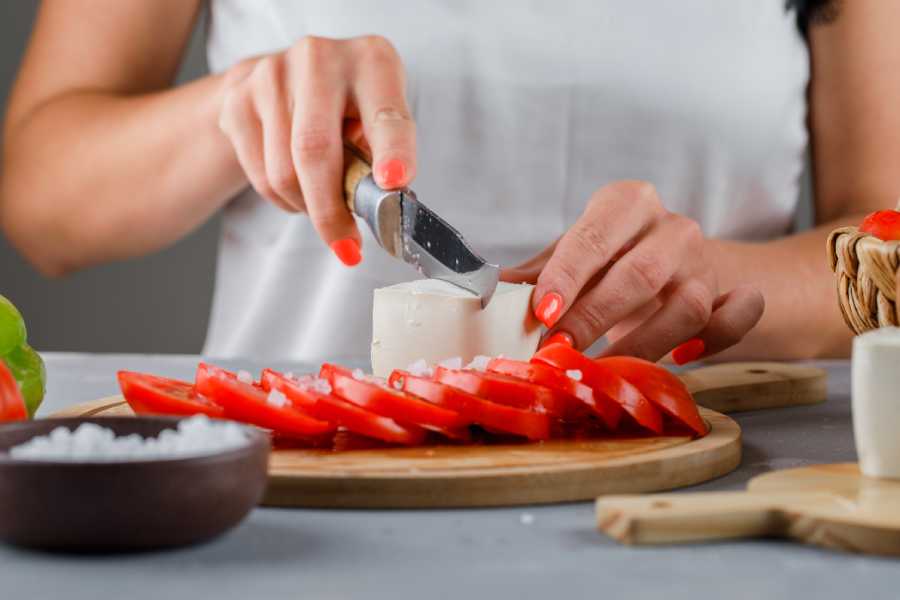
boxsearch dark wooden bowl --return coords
[0,417,270,552]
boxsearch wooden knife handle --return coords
[344,148,372,214]
[596,491,828,546]
[677,362,827,414]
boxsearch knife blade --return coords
[343,152,500,307]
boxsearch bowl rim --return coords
[0,416,270,468]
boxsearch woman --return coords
[1,1,893,364]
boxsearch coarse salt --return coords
[406,359,433,378]
[352,368,366,380]
[565,369,583,382]
[266,389,288,408]
[8,415,250,462]
[438,356,463,370]
[465,355,492,371]
[237,370,254,384]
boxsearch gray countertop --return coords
[4,354,899,599]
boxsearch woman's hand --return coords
[217,35,416,265]
[503,181,764,363]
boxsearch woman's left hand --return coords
[502,180,765,363]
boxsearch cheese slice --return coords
[371,279,542,377]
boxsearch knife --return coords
[343,150,500,308]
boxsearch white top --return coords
[203,0,809,362]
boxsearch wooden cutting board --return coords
[51,362,825,508]
[597,463,900,556]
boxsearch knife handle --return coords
[343,148,372,214]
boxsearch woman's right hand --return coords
[217,35,416,266]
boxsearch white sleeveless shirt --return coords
[203,1,809,362]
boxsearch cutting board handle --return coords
[678,362,827,414]
[596,491,834,545]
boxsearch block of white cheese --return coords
[371,279,541,378]
[852,327,900,479]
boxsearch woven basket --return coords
[827,226,900,334]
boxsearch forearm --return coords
[709,215,862,360]
[1,72,245,275]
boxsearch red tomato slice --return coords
[319,363,467,429]
[860,210,900,241]
[195,362,261,397]
[197,363,335,438]
[485,357,623,429]
[118,371,224,418]
[532,344,663,434]
[596,356,707,437]
[388,370,551,441]
[432,366,578,420]
[260,369,426,446]
[0,361,27,422]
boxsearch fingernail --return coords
[330,238,362,267]
[540,331,574,349]
[672,338,706,365]
[535,292,564,328]
[378,159,406,189]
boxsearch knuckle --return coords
[293,36,333,61]
[539,258,580,297]
[671,214,703,247]
[356,34,396,57]
[676,282,712,326]
[572,301,613,336]
[267,164,298,195]
[627,252,668,295]
[569,225,610,260]
[291,128,333,163]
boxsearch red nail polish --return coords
[672,338,705,365]
[330,238,362,267]
[379,159,406,189]
[540,331,574,349]
[534,292,564,328]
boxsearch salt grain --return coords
[352,368,366,380]
[267,389,288,408]
[9,416,250,462]
[565,369,583,382]
[465,355,492,371]
[406,359,433,378]
[237,370,254,384]
[438,357,463,370]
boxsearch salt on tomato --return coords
[0,361,27,422]
[431,366,578,420]
[485,357,623,429]
[260,369,426,446]
[531,344,663,434]
[319,363,467,429]
[388,370,551,441]
[197,363,335,438]
[596,356,707,437]
[118,371,224,418]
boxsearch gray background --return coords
[0,2,216,354]
[0,2,814,355]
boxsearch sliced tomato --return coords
[596,356,707,437]
[388,370,551,441]
[118,371,224,418]
[860,210,900,241]
[198,363,335,438]
[485,357,623,429]
[431,366,579,420]
[195,362,262,397]
[319,363,467,429]
[532,344,663,434]
[260,369,426,446]
[0,361,27,421]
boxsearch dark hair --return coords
[787,0,840,32]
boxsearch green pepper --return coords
[0,296,45,417]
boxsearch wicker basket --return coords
[827,226,900,334]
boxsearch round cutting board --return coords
[597,463,900,556]
[52,396,739,508]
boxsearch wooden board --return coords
[597,463,900,556]
[50,362,825,508]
